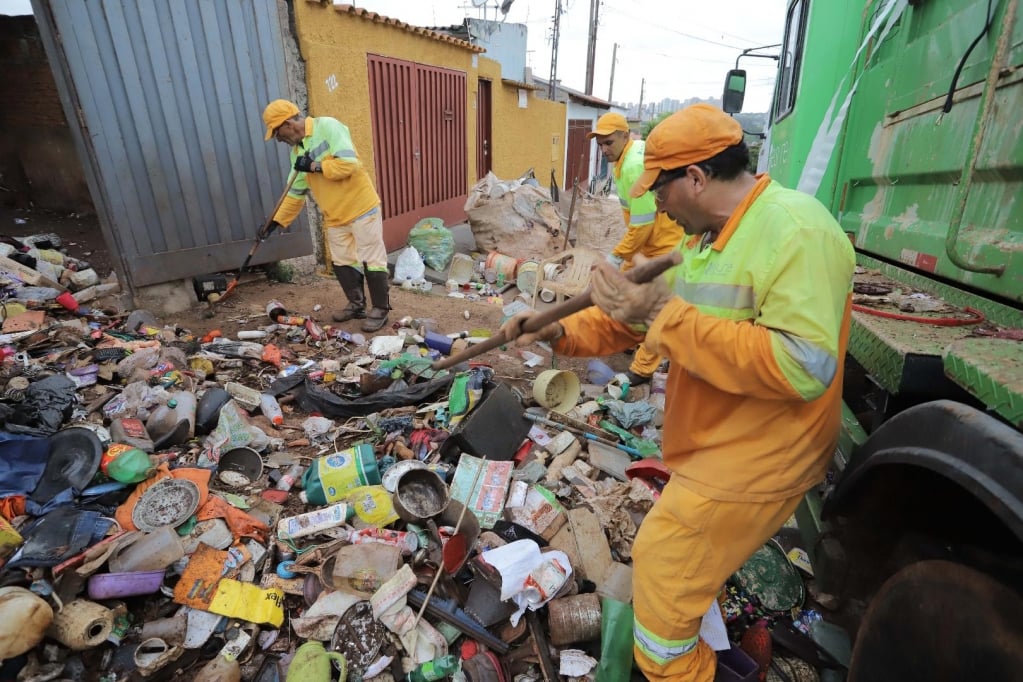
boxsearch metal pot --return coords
[391,468,449,524]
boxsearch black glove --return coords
[294,154,317,173]
[259,221,283,240]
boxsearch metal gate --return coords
[565,119,593,189]
[476,79,493,180]
[368,55,468,251]
[31,0,310,293]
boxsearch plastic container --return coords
[109,527,184,573]
[276,503,353,540]
[447,253,476,285]
[266,299,286,322]
[532,369,582,414]
[485,251,519,281]
[276,464,305,491]
[146,392,196,447]
[259,393,284,425]
[87,569,165,600]
[299,444,381,505]
[101,444,155,484]
[516,260,540,296]
[547,593,602,646]
[586,360,616,385]
[109,418,155,453]
[224,382,261,410]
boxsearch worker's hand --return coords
[605,253,625,270]
[591,254,673,327]
[294,154,318,173]
[500,311,563,347]
[259,221,284,240]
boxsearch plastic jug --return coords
[299,444,381,505]
[109,418,155,453]
[109,527,185,573]
[146,392,196,447]
[286,641,346,682]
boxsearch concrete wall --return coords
[0,16,93,213]
[479,56,566,183]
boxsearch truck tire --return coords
[847,560,1023,681]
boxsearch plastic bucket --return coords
[586,360,615,385]
[516,260,540,295]
[447,253,476,285]
[485,251,519,281]
[532,369,581,414]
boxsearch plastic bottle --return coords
[298,444,381,505]
[101,444,155,484]
[109,418,155,453]
[275,464,304,491]
[406,655,460,681]
[259,393,284,426]
[266,299,286,322]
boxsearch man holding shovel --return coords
[503,104,855,681]
[589,112,684,385]
[262,99,392,332]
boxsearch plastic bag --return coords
[595,597,634,682]
[408,218,455,271]
[394,246,426,284]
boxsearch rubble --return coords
[0,229,844,681]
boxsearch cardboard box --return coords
[449,454,513,529]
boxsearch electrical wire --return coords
[942,0,994,113]
[851,303,986,326]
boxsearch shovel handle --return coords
[430,251,681,370]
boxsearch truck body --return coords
[728,0,1023,678]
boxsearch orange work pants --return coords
[632,477,802,681]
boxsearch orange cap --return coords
[262,99,300,140]
[586,112,630,139]
[630,103,743,197]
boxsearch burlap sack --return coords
[464,171,565,261]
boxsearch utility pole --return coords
[637,78,645,121]
[608,42,618,102]
[584,0,600,95]
[548,0,562,100]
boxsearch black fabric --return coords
[2,375,77,436]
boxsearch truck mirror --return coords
[722,69,747,114]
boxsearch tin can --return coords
[547,593,602,646]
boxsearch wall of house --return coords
[292,1,479,192]
[0,16,93,213]
[478,57,565,184]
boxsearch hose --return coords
[851,303,985,326]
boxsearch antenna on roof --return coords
[500,0,515,13]
[471,0,487,6]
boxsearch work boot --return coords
[332,266,366,322]
[362,270,392,333]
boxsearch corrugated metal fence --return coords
[31,0,311,291]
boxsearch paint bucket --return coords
[546,593,602,646]
[532,369,581,414]
[447,253,476,285]
[516,260,540,295]
[485,251,519,281]
[46,599,113,651]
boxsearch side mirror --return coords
[722,69,747,114]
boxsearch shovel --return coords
[430,251,682,370]
[212,170,298,306]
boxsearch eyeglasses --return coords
[649,167,688,200]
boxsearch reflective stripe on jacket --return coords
[557,175,856,502]
[273,117,380,228]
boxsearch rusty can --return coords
[546,593,602,646]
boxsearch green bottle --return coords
[405,655,459,681]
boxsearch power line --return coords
[601,5,745,50]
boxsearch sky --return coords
[0,0,786,112]
[356,0,787,112]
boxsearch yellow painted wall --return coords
[293,1,478,189]
[478,56,566,183]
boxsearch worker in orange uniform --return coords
[262,99,392,332]
[502,104,856,681]
[588,112,683,385]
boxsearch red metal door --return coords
[476,79,492,180]
[368,55,467,251]
[565,119,593,189]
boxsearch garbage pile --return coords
[0,234,844,682]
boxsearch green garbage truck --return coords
[724,0,1023,678]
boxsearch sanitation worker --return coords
[262,99,392,332]
[503,103,856,681]
[588,112,684,385]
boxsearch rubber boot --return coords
[361,270,391,333]
[332,266,366,322]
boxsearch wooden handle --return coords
[430,251,681,370]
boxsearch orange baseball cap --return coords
[630,103,744,197]
[586,112,630,139]
[263,99,300,140]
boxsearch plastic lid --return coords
[167,399,177,408]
